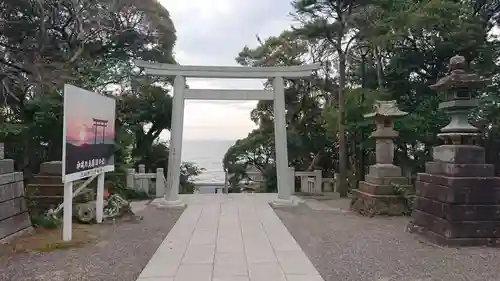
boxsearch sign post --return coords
[62,84,115,241]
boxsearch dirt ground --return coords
[0,205,184,281]
[1,224,101,256]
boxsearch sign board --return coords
[62,84,116,183]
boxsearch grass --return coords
[0,223,100,256]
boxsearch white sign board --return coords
[62,84,116,183]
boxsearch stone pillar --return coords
[314,169,322,193]
[408,55,500,247]
[334,172,340,193]
[289,166,295,194]
[158,75,186,208]
[300,176,308,193]
[126,168,135,190]
[155,168,165,198]
[271,76,296,207]
[138,164,147,194]
[350,100,410,216]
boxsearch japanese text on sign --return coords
[76,158,106,170]
[78,167,105,178]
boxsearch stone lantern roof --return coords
[429,55,486,92]
[364,100,408,119]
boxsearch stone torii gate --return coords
[134,60,320,207]
[92,118,108,144]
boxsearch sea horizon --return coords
[182,139,237,183]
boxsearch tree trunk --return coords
[374,47,384,90]
[337,52,348,197]
[358,54,367,183]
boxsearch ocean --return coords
[182,139,236,183]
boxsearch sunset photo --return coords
[63,84,116,181]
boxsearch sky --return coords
[156,1,500,141]
[158,0,295,140]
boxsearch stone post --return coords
[334,172,340,193]
[289,166,295,194]
[155,168,165,198]
[313,169,322,193]
[408,55,500,247]
[350,100,410,216]
[138,164,147,194]
[300,175,308,193]
[126,168,135,190]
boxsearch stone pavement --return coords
[136,194,324,281]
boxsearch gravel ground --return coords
[275,201,500,281]
[0,205,184,281]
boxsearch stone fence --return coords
[126,164,166,198]
[290,168,336,194]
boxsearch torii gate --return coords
[134,60,320,207]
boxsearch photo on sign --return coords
[63,84,116,182]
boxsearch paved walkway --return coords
[136,194,324,281]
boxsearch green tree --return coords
[0,0,204,195]
[223,128,276,191]
[226,0,499,194]
[292,0,367,197]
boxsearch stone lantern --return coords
[351,100,411,216]
[409,55,500,247]
[364,100,408,167]
[430,55,484,144]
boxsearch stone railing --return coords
[321,177,336,192]
[289,168,337,194]
[293,169,322,194]
[126,165,166,198]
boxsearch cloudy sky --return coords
[158,0,295,140]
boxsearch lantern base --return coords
[433,145,485,164]
[350,168,412,217]
[367,163,402,178]
[410,162,500,247]
[350,190,409,217]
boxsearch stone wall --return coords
[0,159,31,242]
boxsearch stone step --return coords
[26,184,64,196]
[30,175,63,185]
[39,161,62,175]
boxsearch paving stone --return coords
[135,194,324,281]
